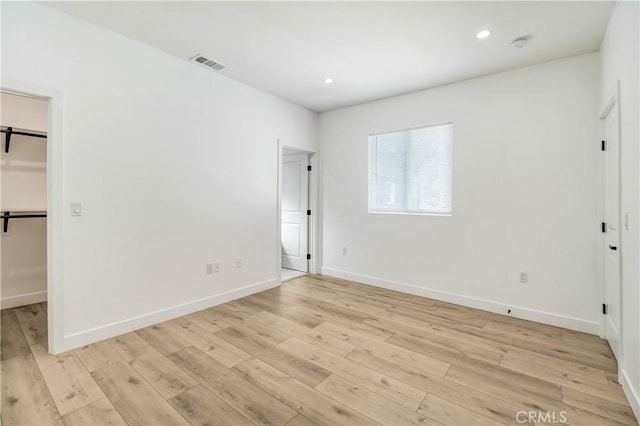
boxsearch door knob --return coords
[609,245,618,251]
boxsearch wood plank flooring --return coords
[1,275,637,425]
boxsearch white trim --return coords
[321,267,600,334]
[1,80,65,354]
[276,140,283,284]
[1,291,47,309]
[597,116,605,340]
[621,368,640,422]
[309,152,320,274]
[62,278,279,351]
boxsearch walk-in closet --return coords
[1,91,49,350]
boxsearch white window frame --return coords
[368,122,453,216]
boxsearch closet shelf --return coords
[1,210,47,233]
[1,126,47,154]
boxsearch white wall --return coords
[320,54,600,333]
[0,93,48,133]
[1,93,49,308]
[600,0,640,418]
[1,2,317,351]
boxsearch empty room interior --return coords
[1,1,639,425]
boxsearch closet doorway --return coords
[1,90,52,352]
[279,146,316,282]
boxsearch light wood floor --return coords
[1,275,637,426]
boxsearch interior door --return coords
[603,100,621,359]
[281,154,309,272]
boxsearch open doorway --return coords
[1,91,50,351]
[279,146,314,282]
[1,82,62,354]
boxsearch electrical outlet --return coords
[214,263,221,273]
[519,272,528,284]
[235,258,242,269]
[206,263,213,274]
[342,247,348,255]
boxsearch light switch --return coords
[71,202,83,216]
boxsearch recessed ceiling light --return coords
[476,30,491,39]
[323,78,334,84]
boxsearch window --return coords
[368,123,453,215]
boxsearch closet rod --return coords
[2,127,47,154]
[1,211,47,233]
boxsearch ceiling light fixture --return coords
[476,30,491,39]
[324,78,334,84]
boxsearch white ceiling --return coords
[46,1,614,112]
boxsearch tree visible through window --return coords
[368,123,453,215]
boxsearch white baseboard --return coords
[1,291,47,309]
[61,278,279,352]
[321,267,599,334]
[621,368,640,422]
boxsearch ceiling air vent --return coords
[190,54,225,71]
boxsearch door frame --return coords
[1,80,65,354]
[276,141,319,282]
[598,80,623,370]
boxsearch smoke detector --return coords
[511,36,530,49]
[190,54,225,71]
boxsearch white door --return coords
[603,99,621,358]
[281,154,309,272]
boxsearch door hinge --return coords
[602,140,606,151]
[307,210,311,216]
[602,222,607,233]
[307,165,312,171]
[306,253,311,260]
[602,303,608,315]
